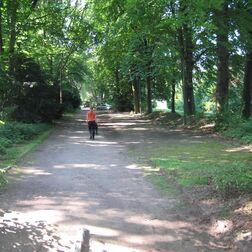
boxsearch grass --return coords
[146,172,180,196]
[1,126,54,167]
[0,111,77,186]
[0,126,54,185]
[134,140,252,198]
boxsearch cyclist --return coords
[86,107,98,138]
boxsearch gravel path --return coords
[0,110,228,252]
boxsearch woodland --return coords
[0,0,252,246]
[0,0,251,121]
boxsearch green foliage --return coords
[11,83,63,122]
[0,121,53,186]
[0,137,12,148]
[222,119,252,144]
[62,87,82,112]
[13,54,44,83]
[0,0,89,123]
[0,145,7,155]
[0,121,50,187]
[213,163,252,198]
[0,169,7,186]
[0,0,252,126]
[0,122,50,144]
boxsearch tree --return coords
[215,1,230,113]
[242,51,252,119]
[0,0,4,53]
[177,1,195,116]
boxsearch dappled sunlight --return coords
[125,141,143,144]
[85,224,120,237]
[69,135,85,139]
[225,145,252,153]
[0,210,75,251]
[126,164,142,170]
[121,233,183,245]
[20,167,52,176]
[0,189,208,251]
[200,123,215,130]
[85,140,119,145]
[53,163,103,170]
[0,111,231,252]
[126,215,192,230]
[107,122,137,126]
[90,240,144,252]
[3,209,64,223]
[129,127,149,131]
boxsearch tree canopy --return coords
[0,0,252,122]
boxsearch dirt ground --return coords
[0,110,251,251]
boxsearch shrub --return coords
[222,118,252,144]
[0,170,7,186]
[0,137,12,147]
[0,145,7,155]
[0,122,50,144]
[212,163,252,198]
[62,87,81,110]
[11,83,64,122]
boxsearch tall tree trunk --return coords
[242,51,252,119]
[132,76,141,113]
[146,63,152,114]
[184,24,195,115]
[215,1,229,113]
[178,24,195,117]
[8,0,18,76]
[0,0,4,53]
[143,38,154,114]
[170,80,176,113]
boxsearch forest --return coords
[1,2,252,248]
[0,0,252,147]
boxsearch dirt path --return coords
[0,110,229,252]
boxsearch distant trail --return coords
[0,110,227,252]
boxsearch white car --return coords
[96,104,111,110]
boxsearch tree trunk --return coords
[184,24,195,115]
[171,80,176,113]
[132,76,141,113]
[0,0,4,53]
[146,63,152,114]
[178,24,195,117]
[242,51,252,119]
[215,1,229,113]
[142,38,154,114]
[8,0,18,75]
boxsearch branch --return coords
[193,48,207,66]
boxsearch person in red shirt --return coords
[86,107,98,135]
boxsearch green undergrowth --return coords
[222,119,252,145]
[136,140,252,199]
[0,124,54,186]
[146,172,180,196]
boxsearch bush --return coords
[0,137,12,147]
[0,145,7,155]
[222,118,252,144]
[213,163,252,198]
[0,122,50,144]
[0,170,7,186]
[11,83,64,122]
[62,87,81,112]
